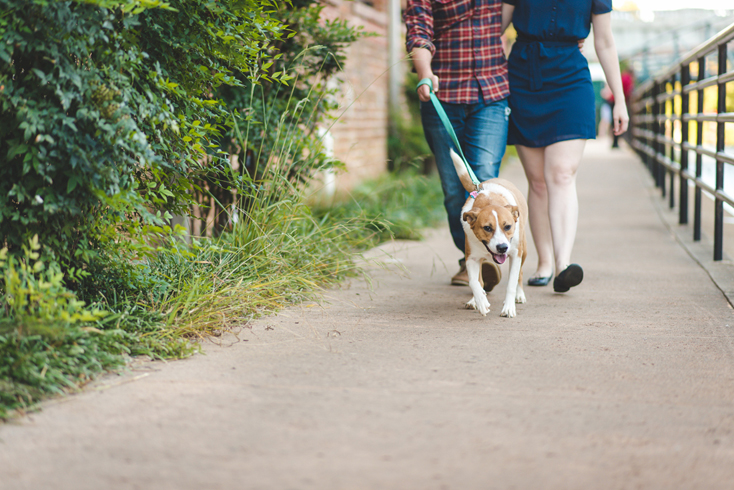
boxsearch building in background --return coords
[319,0,395,193]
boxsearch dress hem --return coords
[507,132,596,148]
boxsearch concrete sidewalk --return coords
[2,141,734,490]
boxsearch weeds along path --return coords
[2,141,734,489]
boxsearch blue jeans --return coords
[420,98,510,254]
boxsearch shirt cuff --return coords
[406,37,436,57]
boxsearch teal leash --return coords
[416,78,482,190]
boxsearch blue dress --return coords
[504,0,612,147]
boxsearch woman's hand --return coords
[613,100,629,135]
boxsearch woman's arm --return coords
[501,3,514,35]
[592,12,629,135]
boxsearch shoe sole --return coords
[553,264,583,293]
[482,262,502,292]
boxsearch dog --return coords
[450,150,528,318]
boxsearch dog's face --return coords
[463,204,519,265]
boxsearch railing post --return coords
[679,64,690,225]
[644,88,652,174]
[653,82,664,192]
[714,44,727,261]
[669,76,675,210]
[694,56,705,242]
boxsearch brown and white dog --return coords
[450,150,528,318]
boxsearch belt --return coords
[514,37,577,92]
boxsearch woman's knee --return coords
[546,167,577,188]
[527,177,548,197]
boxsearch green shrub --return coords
[0,237,120,417]
[0,0,291,268]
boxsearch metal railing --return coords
[631,21,734,261]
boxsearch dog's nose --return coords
[496,243,508,254]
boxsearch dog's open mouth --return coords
[483,242,507,264]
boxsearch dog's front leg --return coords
[500,251,522,318]
[466,259,490,316]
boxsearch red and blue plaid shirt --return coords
[404,0,509,104]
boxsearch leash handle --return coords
[416,78,481,189]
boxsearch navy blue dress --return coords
[504,0,612,147]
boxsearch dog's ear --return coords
[506,205,520,222]
[463,210,478,224]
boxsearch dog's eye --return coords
[504,224,512,231]
[483,226,493,233]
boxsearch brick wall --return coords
[320,0,392,192]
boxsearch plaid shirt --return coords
[404,0,509,104]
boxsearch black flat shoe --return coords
[527,275,552,286]
[553,264,583,293]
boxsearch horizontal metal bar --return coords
[682,75,720,93]
[656,91,680,103]
[720,70,734,85]
[656,114,681,122]
[635,96,655,108]
[718,151,734,165]
[633,128,656,141]
[655,134,676,147]
[635,114,656,124]
[682,113,719,122]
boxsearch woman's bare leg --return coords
[516,145,554,278]
[543,139,586,274]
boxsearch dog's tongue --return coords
[492,253,507,265]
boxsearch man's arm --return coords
[411,47,438,102]
[405,0,437,102]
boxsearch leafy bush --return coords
[0,237,123,417]
[0,0,292,268]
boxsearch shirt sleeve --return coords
[404,0,436,56]
[502,0,517,5]
[591,0,612,15]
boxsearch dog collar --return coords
[470,191,478,199]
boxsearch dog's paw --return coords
[500,301,516,318]
[476,295,491,316]
[465,297,477,310]
[515,287,526,304]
